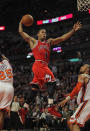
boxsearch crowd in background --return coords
[3,60,90,130]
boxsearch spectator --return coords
[10,95,23,129]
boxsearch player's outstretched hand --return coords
[57,99,68,107]
[73,21,82,32]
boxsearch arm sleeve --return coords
[69,82,83,99]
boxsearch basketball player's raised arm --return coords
[1,54,9,61]
[50,21,82,46]
[19,20,37,49]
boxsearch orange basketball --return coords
[21,14,33,26]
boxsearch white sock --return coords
[48,98,53,105]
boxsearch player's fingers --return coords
[75,21,81,27]
[78,24,82,29]
[77,21,81,24]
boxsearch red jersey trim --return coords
[35,60,48,65]
[0,108,9,112]
[68,120,84,127]
[76,101,88,119]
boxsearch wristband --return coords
[66,96,71,101]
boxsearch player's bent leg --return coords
[46,81,62,118]
[46,81,56,105]
[67,120,73,131]
[0,110,5,130]
[25,84,39,105]
[67,120,80,131]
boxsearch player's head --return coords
[14,96,18,102]
[37,29,46,41]
[80,64,90,74]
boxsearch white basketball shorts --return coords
[69,100,90,127]
[0,81,14,112]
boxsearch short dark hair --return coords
[37,29,46,34]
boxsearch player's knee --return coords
[67,120,73,129]
[31,84,39,91]
[26,84,39,104]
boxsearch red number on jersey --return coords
[0,69,13,80]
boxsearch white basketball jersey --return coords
[0,60,13,83]
[77,74,90,105]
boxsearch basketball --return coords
[21,14,33,26]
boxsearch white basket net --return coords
[77,0,90,11]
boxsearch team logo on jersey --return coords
[38,45,50,51]
[45,74,51,82]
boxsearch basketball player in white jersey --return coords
[0,53,14,130]
[58,64,90,131]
